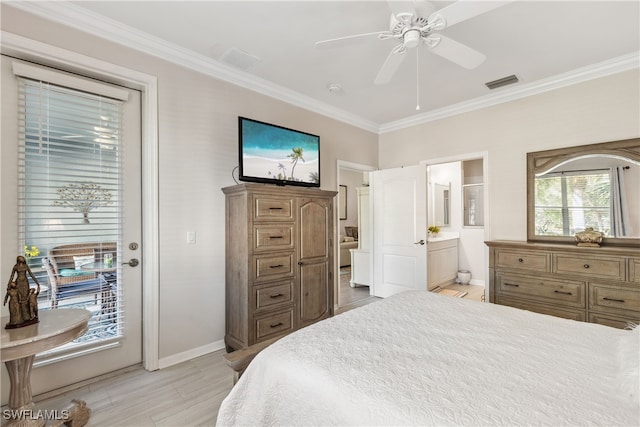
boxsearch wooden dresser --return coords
[222,183,336,351]
[486,240,640,329]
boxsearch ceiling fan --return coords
[315,0,512,86]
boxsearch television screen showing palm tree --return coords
[238,117,320,187]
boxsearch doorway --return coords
[424,152,489,300]
[336,160,376,310]
[1,56,144,401]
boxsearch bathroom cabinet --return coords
[427,238,458,290]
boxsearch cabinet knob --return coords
[583,264,590,269]
[518,258,523,263]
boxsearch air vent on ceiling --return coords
[485,74,519,90]
[220,47,261,71]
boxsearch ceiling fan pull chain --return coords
[416,47,421,111]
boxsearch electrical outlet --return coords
[186,231,196,244]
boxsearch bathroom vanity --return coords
[427,235,459,290]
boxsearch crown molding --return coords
[6,1,639,136]
[5,1,380,133]
[379,51,640,134]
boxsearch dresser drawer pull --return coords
[603,297,625,303]
[269,235,284,239]
[269,207,283,210]
[270,322,284,328]
[269,264,284,269]
[554,290,573,296]
[583,264,590,269]
[518,258,524,263]
[269,293,284,299]
[504,283,519,287]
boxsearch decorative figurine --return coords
[575,227,604,247]
[4,255,41,329]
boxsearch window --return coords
[534,170,611,236]
[16,65,127,355]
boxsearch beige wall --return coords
[379,70,640,241]
[0,3,378,383]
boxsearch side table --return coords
[1,309,91,426]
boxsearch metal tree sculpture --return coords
[53,182,113,224]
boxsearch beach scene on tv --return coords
[241,119,319,185]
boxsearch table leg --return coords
[3,358,90,427]
[3,356,44,427]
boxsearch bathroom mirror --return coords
[527,138,640,247]
[431,182,450,227]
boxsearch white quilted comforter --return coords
[217,291,639,426]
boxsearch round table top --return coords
[1,309,91,362]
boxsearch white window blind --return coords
[16,68,126,357]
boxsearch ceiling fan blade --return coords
[429,0,513,30]
[315,31,390,49]
[425,34,486,69]
[374,44,407,85]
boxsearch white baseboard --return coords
[157,339,225,369]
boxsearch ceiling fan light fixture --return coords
[403,29,421,49]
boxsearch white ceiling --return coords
[15,1,640,132]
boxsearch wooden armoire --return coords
[222,183,336,351]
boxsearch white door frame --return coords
[335,160,377,309]
[2,32,161,370]
[420,151,490,300]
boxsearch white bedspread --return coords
[217,291,639,426]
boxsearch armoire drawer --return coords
[254,196,294,221]
[589,283,640,314]
[254,225,295,252]
[554,254,625,281]
[495,250,549,272]
[254,253,294,281]
[497,296,585,322]
[496,272,585,308]
[255,309,294,341]
[254,280,294,311]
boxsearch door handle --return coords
[414,240,425,245]
[122,258,139,267]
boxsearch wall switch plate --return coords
[187,231,196,244]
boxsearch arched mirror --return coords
[527,138,640,247]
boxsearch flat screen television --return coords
[238,117,320,187]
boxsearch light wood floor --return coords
[12,279,485,426]
[10,351,235,426]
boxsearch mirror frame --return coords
[527,138,640,247]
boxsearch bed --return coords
[217,290,639,426]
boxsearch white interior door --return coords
[371,165,428,298]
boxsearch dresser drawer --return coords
[254,225,295,252]
[554,254,625,281]
[497,296,585,322]
[254,281,294,311]
[496,272,585,308]
[589,283,640,314]
[588,312,640,329]
[630,258,640,283]
[495,250,549,272]
[254,253,294,281]
[255,310,294,341]
[254,197,294,221]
